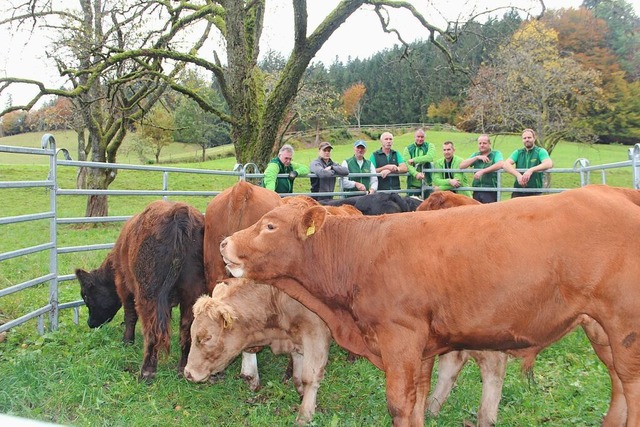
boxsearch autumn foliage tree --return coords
[464,19,604,154]
[426,97,458,124]
[544,7,640,144]
[342,83,366,128]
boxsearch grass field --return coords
[0,129,632,426]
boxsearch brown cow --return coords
[204,180,282,285]
[76,200,205,380]
[415,191,508,426]
[203,180,282,390]
[220,185,640,427]
[184,278,332,424]
[417,191,480,211]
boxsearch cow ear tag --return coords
[306,221,316,236]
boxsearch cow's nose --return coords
[220,238,227,251]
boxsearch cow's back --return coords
[204,181,281,286]
[112,200,205,297]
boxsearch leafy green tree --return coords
[173,73,231,161]
[426,98,458,124]
[294,80,345,144]
[132,106,175,164]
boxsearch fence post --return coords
[630,144,640,190]
[42,134,60,332]
[573,158,590,187]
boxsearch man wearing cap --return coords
[402,128,435,199]
[309,141,349,200]
[341,140,378,196]
[263,144,309,194]
[370,131,408,191]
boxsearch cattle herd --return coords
[76,182,640,427]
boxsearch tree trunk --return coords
[76,128,88,189]
[84,166,111,217]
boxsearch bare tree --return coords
[0,0,209,216]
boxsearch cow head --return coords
[184,283,244,382]
[220,205,328,280]
[75,258,121,328]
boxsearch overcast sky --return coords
[1,0,637,108]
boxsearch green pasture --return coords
[0,129,630,426]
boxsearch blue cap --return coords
[354,140,367,148]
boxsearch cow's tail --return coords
[153,205,195,356]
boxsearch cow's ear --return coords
[299,206,327,239]
[221,310,235,329]
[75,269,90,287]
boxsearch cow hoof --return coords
[240,374,261,391]
[139,370,156,383]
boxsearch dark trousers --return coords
[473,190,498,204]
[511,191,543,198]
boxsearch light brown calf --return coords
[184,278,331,424]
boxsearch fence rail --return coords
[1,134,640,335]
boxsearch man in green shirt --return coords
[402,128,435,199]
[263,144,309,194]
[432,141,471,197]
[370,132,407,191]
[502,129,553,198]
[460,134,504,203]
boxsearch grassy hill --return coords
[1,129,632,172]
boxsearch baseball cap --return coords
[319,141,333,150]
[354,140,367,148]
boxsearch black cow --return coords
[75,200,206,380]
[320,192,418,215]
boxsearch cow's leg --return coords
[295,337,330,425]
[138,306,160,381]
[379,332,425,427]
[177,298,195,377]
[412,356,434,426]
[240,352,260,391]
[121,293,137,344]
[582,318,628,426]
[427,351,470,417]
[474,351,507,427]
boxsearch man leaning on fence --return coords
[403,128,435,199]
[341,140,378,195]
[263,144,309,194]
[502,129,553,198]
[309,141,349,201]
[460,134,504,203]
[370,132,407,191]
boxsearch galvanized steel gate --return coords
[1,134,640,335]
